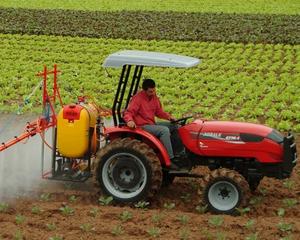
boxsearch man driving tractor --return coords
[123,78,184,170]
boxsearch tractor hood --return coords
[200,120,273,138]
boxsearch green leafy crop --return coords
[0,34,299,131]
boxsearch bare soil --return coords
[0,138,299,240]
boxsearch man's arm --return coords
[155,98,174,121]
[123,96,140,128]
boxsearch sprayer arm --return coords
[0,118,56,152]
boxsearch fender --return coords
[104,126,171,167]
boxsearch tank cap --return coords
[63,104,83,121]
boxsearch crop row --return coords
[1,191,299,240]
[0,0,299,15]
[0,8,299,44]
[0,34,299,131]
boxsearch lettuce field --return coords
[0,1,300,240]
[0,8,299,44]
[0,33,299,131]
[0,0,299,14]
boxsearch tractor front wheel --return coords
[201,168,250,215]
[93,138,162,203]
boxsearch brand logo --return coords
[224,135,240,141]
[200,132,222,138]
[200,132,241,142]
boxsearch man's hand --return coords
[169,117,177,122]
[127,120,136,129]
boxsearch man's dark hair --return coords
[142,78,156,90]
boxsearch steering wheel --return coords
[170,116,193,126]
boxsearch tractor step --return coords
[167,169,189,174]
[47,172,92,182]
[167,169,204,178]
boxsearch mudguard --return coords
[104,126,171,167]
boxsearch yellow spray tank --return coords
[56,102,99,158]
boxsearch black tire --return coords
[162,171,175,187]
[93,138,162,202]
[200,168,250,215]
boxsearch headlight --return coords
[267,129,284,144]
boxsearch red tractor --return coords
[91,50,297,214]
[1,51,297,215]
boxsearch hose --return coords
[36,118,53,150]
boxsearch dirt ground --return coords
[0,137,299,240]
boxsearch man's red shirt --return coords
[123,90,171,126]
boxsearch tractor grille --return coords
[282,132,298,177]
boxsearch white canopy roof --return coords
[103,50,201,68]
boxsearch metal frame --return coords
[112,65,144,126]
[49,126,96,182]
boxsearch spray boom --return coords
[0,65,63,152]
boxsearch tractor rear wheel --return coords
[201,168,250,215]
[93,138,162,202]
